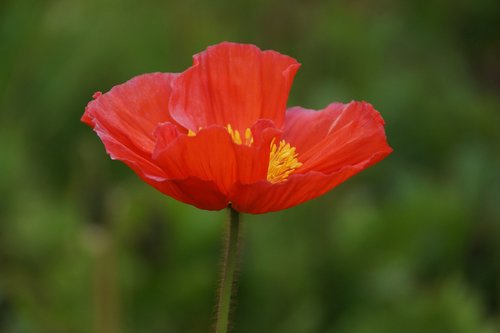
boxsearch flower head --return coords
[82,42,392,213]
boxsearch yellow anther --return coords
[233,129,242,145]
[226,124,253,146]
[188,125,300,183]
[244,128,254,145]
[188,124,255,146]
[267,138,302,183]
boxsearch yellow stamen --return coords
[226,124,253,146]
[245,128,252,142]
[187,124,300,182]
[187,124,254,146]
[267,138,302,183]
[233,128,242,144]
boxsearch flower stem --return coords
[214,206,242,333]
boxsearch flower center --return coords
[267,138,302,183]
[187,125,302,183]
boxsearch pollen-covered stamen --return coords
[267,138,302,183]
[226,124,254,146]
[186,124,255,146]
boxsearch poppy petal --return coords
[231,120,282,184]
[169,42,300,131]
[92,129,168,181]
[82,72,180,158]
[144,177,229,211]
[153,126,238,194]
[153,120,281,194]
[95,134,225,209]
[231,151,389,214]
[90,123,228,210]
[283,101,393,174]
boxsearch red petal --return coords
[96,134,226,209]
[169,42,300,132]
[231,151,389,214]
[231,101,392,214]
[94,131,168,181]
[82,72,179,158]
[283,101,393,174]
[86,122,228,210]
[82,72,182,179]
[153,126,237,194]
[153,120,280,194]
[144,177,229,211]
[232,120,281,183]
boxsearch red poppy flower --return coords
[82,42,392,214]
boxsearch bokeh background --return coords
[1,0,499,332]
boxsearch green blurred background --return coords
[1,0,499,332]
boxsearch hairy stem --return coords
[214,206,242,333]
